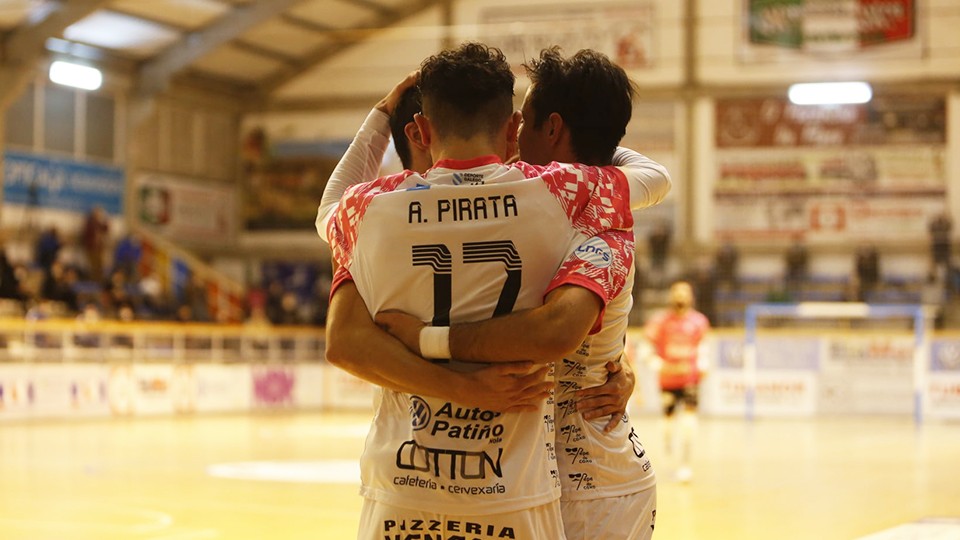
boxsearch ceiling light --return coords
[49,61,103,91]
[788,82,872,105]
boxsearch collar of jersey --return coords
[429,155,503,172]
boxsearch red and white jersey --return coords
[645,309,711,390]
[554,263,656,501]
[328,155,635,515]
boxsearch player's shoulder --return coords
[342,170,419,200]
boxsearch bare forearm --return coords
[451,286,600,364]
[326,285,465,400]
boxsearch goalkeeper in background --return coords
[644,280,710,482]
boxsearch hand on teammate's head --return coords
[376,71,419,116]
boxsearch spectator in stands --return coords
[647,219,671,286]
[113,232,142,280]
[41,261,78,313]
[929,212,953,274]
[784,234,809,300]
[186,276,211,322]
[138,270,169,319]
[854,244,881,302]
[264,279,286,324]
[35,226,62,275]
[0,245,24,302]
[714,237,740,292]
[175,303,195,323]
[276,291,304,325]
[82,206,110,280]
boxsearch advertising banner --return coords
[714,95,947,243]
[252,364,297,408]
[478,2,655,70]
[927,338,960,419]
[818,335,914,414]
[0,363,111,419]
[704,370,818,416]
[136,173,236,245]
[194,363,253,412]
[742,0,919,62]
[3,150,125,215]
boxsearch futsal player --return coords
[325,42,657,539]
[376,47,662,539]
[644,280,710,483]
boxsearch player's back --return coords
[329,156,633,515]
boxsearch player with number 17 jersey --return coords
[328,154,635,516]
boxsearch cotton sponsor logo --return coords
[574,237,612,268]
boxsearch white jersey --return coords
[328,155,636,515]
[554,262,656,501]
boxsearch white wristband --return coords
[419,326,451,359]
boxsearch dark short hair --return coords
[418,42,515,142]
[389,85,422,170]
[523,47,635,165]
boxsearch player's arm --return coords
[316,72,418,243]
[376,228,633,364]
[611,147,672,210]
[378,284,601,364]
[325,281,552,412]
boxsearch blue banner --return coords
[3,150,124,215]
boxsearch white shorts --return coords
[560,487,657,540]
[358,498,567,540]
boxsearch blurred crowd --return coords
[1,207,332,329]
[639,212,960,328]
[3,207,956,330]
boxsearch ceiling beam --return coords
[1,0,109,63]
[232,39,299,65]
[340,0,396,18]
[1,0,110,108]
[45,36,138,73]
[137,0,304,97]
[258,0,444,96]
[278,13,338,35]
[102,7,195,33]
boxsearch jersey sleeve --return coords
[611,147,672,211]
[327,172,414,276]
[316,109,392,244]
[522,161,635,238]
[545,229,635,334]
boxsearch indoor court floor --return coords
[2,411,958,540]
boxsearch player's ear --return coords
[413,113,433,147]
[506,110,522,144]
[404,121,427,151]
[547,112,564,145]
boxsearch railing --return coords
[0,318,326,364]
